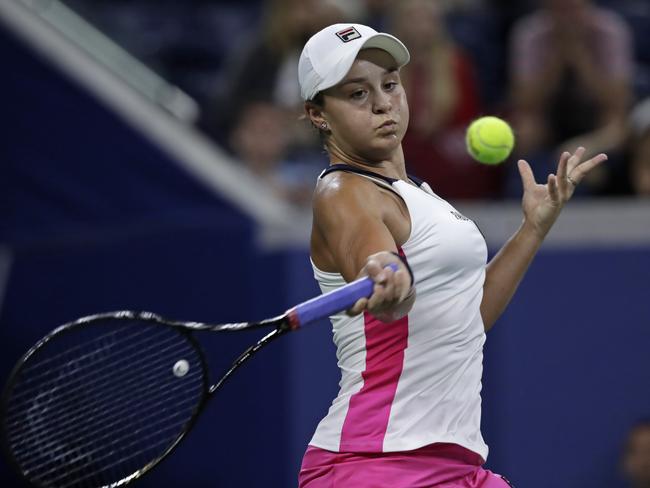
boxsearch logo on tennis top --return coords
[336,26,361,43]
[450,210,471,222]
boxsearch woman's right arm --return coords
[312,175,414,321]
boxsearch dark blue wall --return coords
[2,23,650,488]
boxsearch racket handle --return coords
[288,263,398,328]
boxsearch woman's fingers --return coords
[548,173,560,203]
[569,153,608,183]
[566,146,586,173]
[517,159,536,191]
[395,269,412,301]
[368,267,397,310]
[364,259,383,281]
[350,251,414,317]
[552,147,607,195]
[347,297,368,316]
[556,152,571,194]
[556,151,570,181]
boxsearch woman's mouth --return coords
[377,120,398,132]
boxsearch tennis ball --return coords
[173,359,190,377]
[465,116,515,165]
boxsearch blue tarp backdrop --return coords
[1,24,649,488]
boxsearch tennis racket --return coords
[1,265,396,488]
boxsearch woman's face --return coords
[320,49,409,162]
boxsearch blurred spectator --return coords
[326,0,392,30]
[626,97,650,196]
[230,102,320,206]
[390,0,504,200]
[508,0,634,194]
[330,0,487,27]
[629,136,650,197]
[573,96,650,197]
[622,419,650,488]
[209,0,343,150]
[359,0,392,30]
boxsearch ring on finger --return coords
[567,175,579,187]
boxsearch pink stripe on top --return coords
[339,309,409,451]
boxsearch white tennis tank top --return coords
[309,165,489,461]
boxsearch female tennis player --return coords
[297,23,607,487]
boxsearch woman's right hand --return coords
[347,251,415,323]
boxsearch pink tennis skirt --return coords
[298,443,513,488]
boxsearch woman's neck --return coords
[327,144,408,181]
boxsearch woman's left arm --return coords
[480,147,608,331]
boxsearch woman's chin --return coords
[366,137,402,157]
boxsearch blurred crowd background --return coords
[61,0,650,205]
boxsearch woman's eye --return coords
[350,90,365,99]
[385,82,397,91]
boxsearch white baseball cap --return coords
[298,23,410,101]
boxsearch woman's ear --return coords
[305,102,328,131]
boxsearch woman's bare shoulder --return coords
[313,170,383,213]
[312,172,395,249]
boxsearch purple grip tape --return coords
[291,263,399,327]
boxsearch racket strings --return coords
[8,326,171,402]
[7,347,201,452]
[13,357,202,486]
[5,332,194,433]
[28,385,200,473]
[4,345,190,450]
[17,323,154,378]
[10,360,202,456]
[33,428,174,487]
[4,321,206,488]
[57,434,178,488]
[29,398,199,486]
[37,408,195,486]
[8,335,198,451]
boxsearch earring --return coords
[320,122,328,130]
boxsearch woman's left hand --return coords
[517,147,608,239]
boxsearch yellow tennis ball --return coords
[465,116,515,165]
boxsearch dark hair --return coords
[311,92,325,108]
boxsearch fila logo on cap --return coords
[336,26,361,43]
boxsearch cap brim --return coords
[317,33,410,96]
[361,33,410,67]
